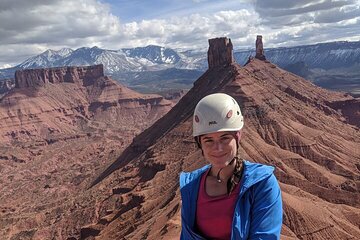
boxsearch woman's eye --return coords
[221,137,232,143]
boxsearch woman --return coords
[180,93,282,239]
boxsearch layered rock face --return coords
[14,64,104,88]
[207,37,234,68]
[0,78,14,96]
[0,65,173,239]
[0,64,172,143]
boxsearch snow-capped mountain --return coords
[176,49,208,70]
[0,40,359,95]
[18,48,74,69]
[0,45,191,78]
[123,45,180,64]
[3,40,360,79]
[60,47,143,73]
[17,46,143,73]
[233,41,360,70]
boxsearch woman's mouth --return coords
[211,153,227,158]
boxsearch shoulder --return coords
[244,161,283,239]
[179,165,210,189]
[242,160,276,189]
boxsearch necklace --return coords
[215,157,237,183]
[216,168,223,183]
[208,157,244,195]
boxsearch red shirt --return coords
[196,169,241,239]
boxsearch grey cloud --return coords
[269,19,360,47]
[250,0,360,40]
[0,0,61,11]
[10,29,106,45]
[0,43,48,66]
[260,14,315,29]
[162,10,258,49]
[0,0,119,45]
[314,7,360,23]
[0,9,50,32]
[0,0,121,66]
[253,0,356,17]
[253,0,316,9]
[167,27,210,47]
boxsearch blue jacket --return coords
[180,160,282,239]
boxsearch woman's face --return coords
[200,131,238,169]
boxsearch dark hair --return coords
[194,136,202,149]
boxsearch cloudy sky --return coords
[1,0,359,68]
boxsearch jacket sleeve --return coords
[180,218,206,240]
[180,191,206,240]
[248,174,283,240]
[180,172,206,240]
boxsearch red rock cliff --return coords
[14,64,104,88]
[207,37,234,68]
[255,35,266,60]
[0,78,14,94]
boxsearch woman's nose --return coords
[214,141,223,150]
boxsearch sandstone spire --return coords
[255,35,266,60]
[207,37,234,68]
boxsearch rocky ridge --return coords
[86,37,360,239]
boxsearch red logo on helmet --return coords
[195,115,200,123]
[226,110,233,118]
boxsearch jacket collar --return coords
[180,160,274,190]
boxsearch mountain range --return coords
[1,41,360,95]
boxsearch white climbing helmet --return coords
[193,93,244,137]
